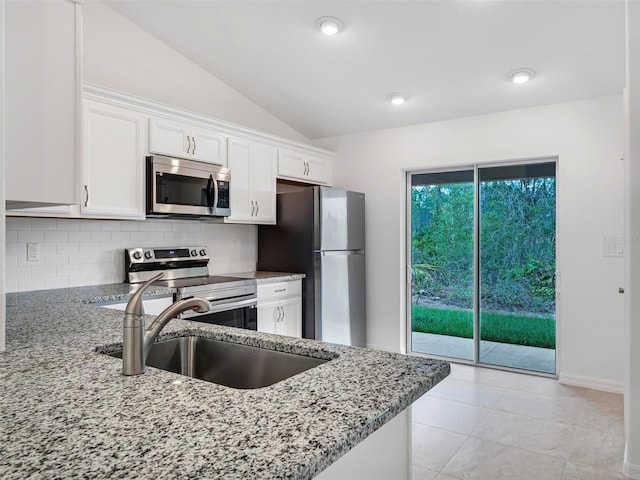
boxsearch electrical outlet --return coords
[27,242,41,262]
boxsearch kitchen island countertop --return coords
[1,283,449,479]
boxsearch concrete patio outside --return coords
[411,331,556,374]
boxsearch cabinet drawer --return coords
[257,279,301,302]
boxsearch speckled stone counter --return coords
[1,284,449,479]
[229,271,306,284]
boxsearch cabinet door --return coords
[5,0,78,206]
[278,149,306,180]
[149,117,189,159]
[278,149,331,185]
[190,127,227,165]
[252,142,277,224]
[82,100,146,219]
[305,155,330,184]
[279,296,302,338]
[257,301,279,334]
[225,138,254,222]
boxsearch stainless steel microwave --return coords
[146,155,231,218]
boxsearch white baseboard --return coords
[558,373,624,394]
[624,444,640,479]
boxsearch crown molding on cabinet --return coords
[83,83,334,159]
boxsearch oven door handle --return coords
[206,297,257,314]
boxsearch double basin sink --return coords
[107,335,328,389]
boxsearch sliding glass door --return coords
[410,169,475,361]
[409,160,557,374]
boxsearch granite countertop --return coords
[229,271,306,284]
[1,283,449,479]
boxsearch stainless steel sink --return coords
[107,336,328,389]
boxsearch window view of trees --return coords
[411,174,556,350]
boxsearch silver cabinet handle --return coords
[84,185,89,207]
[192,136,196,154]
[256,201,259,216]
[251,201,255,216]
[280,306,285,322]
[186,135,192,154]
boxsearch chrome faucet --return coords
[122,273,210,375]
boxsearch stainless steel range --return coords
[125,246,257,330]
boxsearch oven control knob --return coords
[191,249,198,257]
[132,251,142,260]
[144,251,153,260]
[199,249,207,256]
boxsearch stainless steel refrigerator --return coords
[258,186,366,346]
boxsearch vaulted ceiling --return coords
[105,0,625,140]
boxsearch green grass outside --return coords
[412,305,555,349]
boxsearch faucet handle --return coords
[125,272,165,316]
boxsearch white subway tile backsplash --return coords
[5,218,258,292]
[68,253,91,265]
[139,222,158,232]
[31,265,58,278]
[6,230,18,243]
[91,231,112,242]
[57,242,80,254]
[5,243,24,258]
[7,217,31,230]
[6,255,18,268]
[44,254,70,266]
[111,231,131,242]
[130,232,148,242]
[79,242,102,253]
[6,279,18,293]
[80,221,103,232]
[45,277,69,290]
[6,267,31,280]
[69,231,91,242]
[44,230,69,243]
[18,230,44,243]
[18,278,45,292]
[57,264,81,277]
[57,219,81,231]
[101,221,122,232]
[32,219,58,231]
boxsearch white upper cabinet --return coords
[81,100,146,219]
[278,148,333,185]
[4,0,79,207]
[149,117,226,165]
[225,138,277,224]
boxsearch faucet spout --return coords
[143,297,210,357]
[121,273,211,376]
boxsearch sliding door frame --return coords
[405,157,559,377]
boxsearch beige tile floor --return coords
[412,363,628,480]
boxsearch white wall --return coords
[82,0,307,143]
[316,95,626,390]
[1,0,6,352]
[4,218,256,293]
[625,0,640,476]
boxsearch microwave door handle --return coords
[206,175,214,212]
[213,175,219,214]
[207,174,219,214]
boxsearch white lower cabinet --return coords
[257,280,302,338]
[81,100,147,219]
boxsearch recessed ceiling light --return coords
[316,16,344,36]
[388,93,409,105]
[510,68,536,84]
